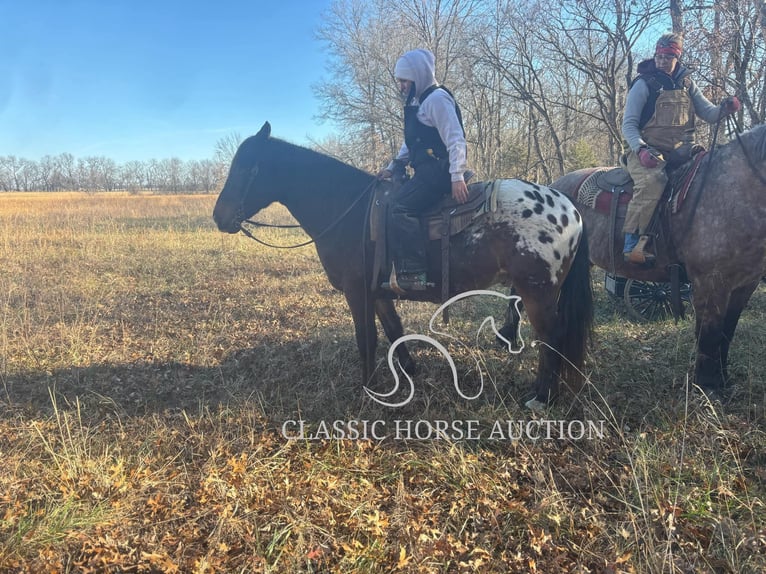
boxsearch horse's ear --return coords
[256,122,271,140]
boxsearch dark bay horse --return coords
[213,122,593,406]
[551,123,766,394]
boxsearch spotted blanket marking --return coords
[479,178,583,284]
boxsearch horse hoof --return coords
[495,325,518,348]
[397,357,417,376]
[525,397,549,411]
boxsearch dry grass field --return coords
[1,191,766,573]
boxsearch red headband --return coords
[656,44,682,58]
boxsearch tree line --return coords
[4,0,763,193]
[0,154,228,194]
[0,132,241,194]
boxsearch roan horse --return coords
[213,122,593,406]
[551,123,766,395]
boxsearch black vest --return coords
[632,63,691,129]
[403,85,464,169]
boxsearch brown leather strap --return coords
[370,185,391,291]
[669,263,684,323]
[608,186,622,273]
[441,208,451,323]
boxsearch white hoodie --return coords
[390,49,467,183]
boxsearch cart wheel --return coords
[623,279,692,322]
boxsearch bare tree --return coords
[681,0,765,128]
[121,161,146,193]
[214,132,242,167]
[3,1,763,192]
[315,0,476,172]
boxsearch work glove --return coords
[720,96,741,116]
[637,147,662,169]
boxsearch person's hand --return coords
[721,96,741,116]
[452,180,469,204]
[376,168,392,181]
[638,147,661,168]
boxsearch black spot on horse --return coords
[556,226,563,234]
[573,210,581,223]
[561,214,569,227]
[550,188,561,197]
[553,250,561,260]
[522,209,533,218]
[546,195,554,208]
[525,188,545,203]
[538,231,554,244]
[534,203,544,214]
[547,214,558,225]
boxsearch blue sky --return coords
[1,0,335,162]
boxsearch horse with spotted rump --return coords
[213,122,593,406]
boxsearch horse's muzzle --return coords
[212,203,242,234]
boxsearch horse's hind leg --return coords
[498,287,523,349]
[513,286,564,404]
[375,299,415,374]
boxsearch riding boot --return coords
[625,234,656,265]
[387,212,428,293]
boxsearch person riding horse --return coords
[622,32,741,265]
[377,48,470,293]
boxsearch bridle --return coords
[232,164,379,249]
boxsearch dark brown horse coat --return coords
[213,122,593,406]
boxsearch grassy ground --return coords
[1,192,765,573]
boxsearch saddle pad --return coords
[594,188,632,215]
[574,167,614,208]
[567,167,633,217]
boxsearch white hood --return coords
[394,49,437,100]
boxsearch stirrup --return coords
[624,250,656,266]
[383,265,429,294]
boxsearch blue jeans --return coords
[623,232,639,254]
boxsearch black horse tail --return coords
[558,223,593,386]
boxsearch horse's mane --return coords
[727,123,766,163]
[265,135,373,180]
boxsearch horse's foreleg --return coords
[719,280,760,380]
[374,299,415,375]
[343,287,377,386]
[692,292,729,391]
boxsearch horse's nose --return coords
[212,201,240,234]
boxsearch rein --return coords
[679,113,725,230]
[237,179,378,249]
